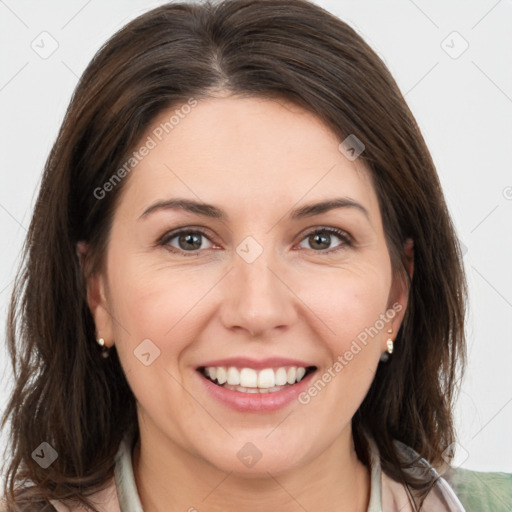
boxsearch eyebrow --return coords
[138,197,370,222]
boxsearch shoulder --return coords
[1,494,58,511]
[1,481,118,512]
[367,436,465,511]
[0,500,58,512]
[47,476,119,512]
[444,466,512,512]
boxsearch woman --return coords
[1,0,510,510]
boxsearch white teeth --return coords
[223,383,290,393]
[216,367,227,385]
[296,367,306,382]
[275,367,287,386]
[257,368,275,388]
[203,365,313,389]
[226,367,240,385]
[240,368,258,388]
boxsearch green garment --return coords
[444,467,512,512]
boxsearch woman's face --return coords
[87,95,411,475]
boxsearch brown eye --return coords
[160,229,214,255]
[177,232,203,250]
[298,228,351,252]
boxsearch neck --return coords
[132,425,371,512]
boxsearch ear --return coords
[77,241,115,348]
[386,238,414,337]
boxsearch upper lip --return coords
[197,357,317,370]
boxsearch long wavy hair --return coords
[1,0,467,510]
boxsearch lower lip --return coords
[197,370,316,412]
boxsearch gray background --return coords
[1,0,511,475]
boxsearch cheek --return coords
[295,267,391,425]
[294,260,392,351]
[106,248,220,357]
[295,263,392,418]
[105,254,209,435]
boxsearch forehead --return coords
[116,96,379,221]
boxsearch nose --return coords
[219,248,298,338]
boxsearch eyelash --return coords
[157,226,353,257]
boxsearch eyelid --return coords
[300,225,352,242]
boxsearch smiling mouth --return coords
[198,365,317,394]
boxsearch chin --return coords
[196,436,310,477]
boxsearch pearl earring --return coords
[379,328,394,362]
[96,337,110,358]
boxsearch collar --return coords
[113,425,144,512]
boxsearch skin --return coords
[86,94,414,512]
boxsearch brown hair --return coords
[1,0,467,510]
